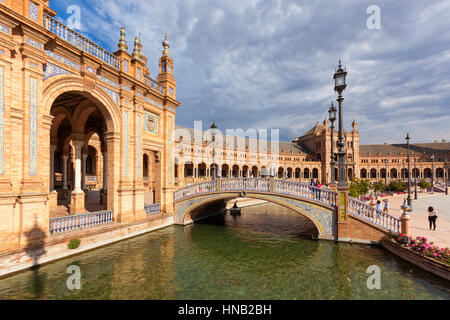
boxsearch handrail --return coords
[43,13,121,70]
[347,197,401,233]
[174,178,337,207]
[145,203,161,215]
[50,210,114,235]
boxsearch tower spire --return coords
[162,32,170,57]
[118,27,128,51]
[132,36,140,60]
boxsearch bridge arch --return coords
[177,192,335,239]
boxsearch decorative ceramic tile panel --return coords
[43,63,73,80]
[98,75,120,89]
[26,37,43,50]
[29,77,38,176]
[0,24,10,35]
[144,111,159,135]
[98,85,119,105]
[29,2,39,21]
[123,111,128,177]
[144,96,164,109]
[86,66,96,73]
[123,59,128,72]
[123,85,130,91]
[0,67,4,174]
[136,115,141,177]
[45,50,81,70]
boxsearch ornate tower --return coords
[157,33,176,98]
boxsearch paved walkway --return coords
[370,193,450,248]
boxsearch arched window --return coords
[86,155,93,174]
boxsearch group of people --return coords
[369,197,439,231]
[369,198,390,214]
[310,179,323,188]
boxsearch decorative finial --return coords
[118,27,128,51]
[132,37,140,60]
[138,32,143,57]
[162,32,170,56]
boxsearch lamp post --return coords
[211,121,217,180]
[414,154,418,200]
[431,153,435,194]
[384,158,388,188]
[445,158,448,195]
[406,133,412,207]
[333,60,348,187]
[328,101,337,185]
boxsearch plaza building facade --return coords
[0,1,179,250]
[174,119,450,189]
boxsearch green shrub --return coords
[68,239,80,250]
[388,180,406,192]
[417,180,431,190]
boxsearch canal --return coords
[0,202,449,300]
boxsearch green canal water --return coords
[0,203,449,300]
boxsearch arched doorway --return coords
[278,167,284,179]
[221,164,229,178]
[49,90,119,216]
[360,169,367,179]
[232,165,239,178]
[242,165,249,178]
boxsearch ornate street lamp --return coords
[414,154,418,200]
[406,133,412,207]
[328,101,337,185]
[384,158,388,187]
[333,60,348,187]
[431,153,435,194]
[210,120,217,180]
[445,158,448,195]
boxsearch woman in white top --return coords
[427,206,438,231]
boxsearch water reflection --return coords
[0,202,449,300]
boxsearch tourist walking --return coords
[427,206,438,231]
[383,199,390,214]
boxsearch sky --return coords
[50,0,450,145]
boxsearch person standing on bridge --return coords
[428,206,438,231]
[383,199,390,214]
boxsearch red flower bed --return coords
[388,232,450,265]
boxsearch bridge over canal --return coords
[173,178,402,244]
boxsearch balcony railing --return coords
[50,210,114,235]
[144,74,165,95]
[43,13,121,70]
[145,203,161,215]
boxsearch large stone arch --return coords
[43,75,121,133]
[175,192,336,239]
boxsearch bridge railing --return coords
[274,180,337,207]
[174,178,337,207]
[50,210,114,235]
[348,197,400,233]
[43,13,121,70]
[174,180,218,201]
[221,178,270,192]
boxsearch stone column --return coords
[49,145,56,191]
[70,140,85,214]
[49,145,58,208]
[62,154,68,190]
[82,153,87,190]
[101,150,108,206]
[73,141,83,193]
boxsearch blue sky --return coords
[50,0,450,145]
